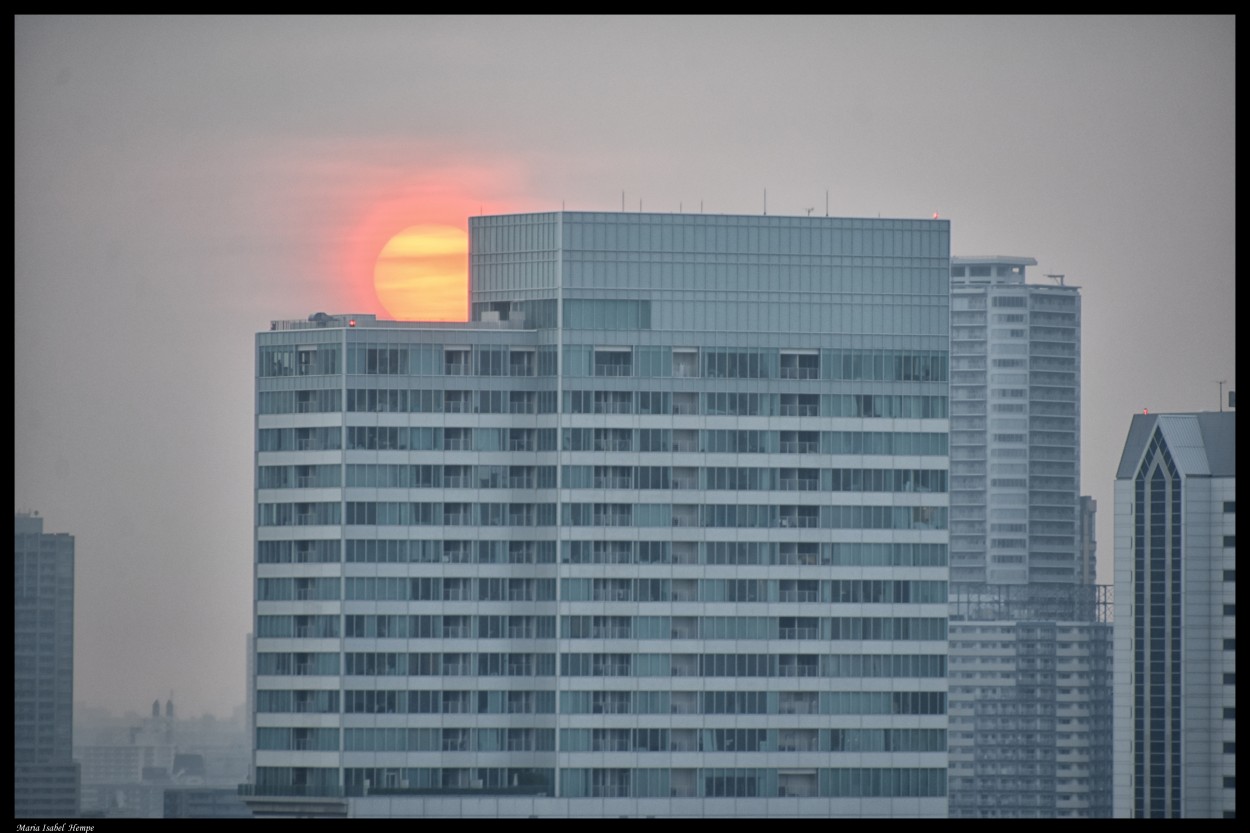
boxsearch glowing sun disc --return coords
[373,224,468,321]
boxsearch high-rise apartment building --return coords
[250,211,952,817]
[947,584,1113,818]
[1113,411,1236,818]
[15,512,80,817]
[949,257,1081,589]
[946,258,1110,818]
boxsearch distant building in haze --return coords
[948,257,1081,589]
[76,694,248,817]
[164,787,253,818]
[1113,411,1236,818]
[14,512,80,817]
[1078,495,1098,587]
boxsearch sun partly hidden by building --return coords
[373,224,469,322]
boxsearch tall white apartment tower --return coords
[949,257,1081,589]
[250,211,952,817]
[1113,411,1236,818]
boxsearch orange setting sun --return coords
[373,224,469,321]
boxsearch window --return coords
[444,348,471,375]
[444,390,472,413]
[476,347,506,376]
[780,352,819,379]
[593,349,632,377]
[509,349,535,377]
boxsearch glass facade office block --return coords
[1113,412,1236,819]
[252,212,951,817]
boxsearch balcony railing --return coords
[777,664,819,678]
[778,702,818,716]
[593,440,632,452]
[594,477,632,489]
[779,441,818,454]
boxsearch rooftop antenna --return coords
[825,189,829,217]
[806,207,815,216]
[1044,273,1066,286]
[1216,380,1227,412]
[763,188,767,216]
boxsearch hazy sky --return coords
[15,16,1235,718]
